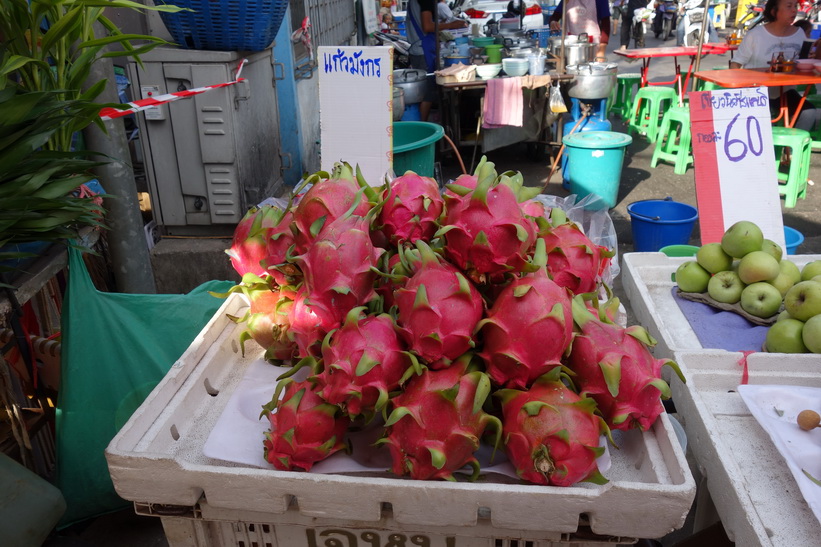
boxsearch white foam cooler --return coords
[671,351,821,547]
[621,252,821,360]
[105,294,696,547]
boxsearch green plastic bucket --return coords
[393,121,444,177]
[484,44,503,64]
[659,244,700,257]
[562,131,632,209]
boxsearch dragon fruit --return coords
[287,286,344,358]
[310,307,421,419]
[566,296,685,431]
[291,163,374,252]
[439,158,537,282]
[377,171,444,245]
[495,368,609,487]
[477,239,574,389]
[293,212,383,327]
[539,214,614,295]
[379,355,501,481]
[394,240,484,367]
[226,204,294,281]
[261,378,350,471]
[214,273,297,361]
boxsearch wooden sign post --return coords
[688,87,786,248]
[319,46,393,186]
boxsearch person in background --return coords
[548,0,612,61]
[676,0,719,45]
[620,0,651,49]
[731,0,821,132]
[438,0,457,23]
[406,0,469,121]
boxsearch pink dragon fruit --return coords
[214,273,297,361]
[379,355,501,481]
[292,212,383,327]
[226,204,294,281]
[477,239,574,389]
[310,307,421,419]
[287,286,344,358]
[520,199,546,219]
[394,240,484,367]
[439,158,537,282]
[261,379,350,471]
[566,296,685,431]
[539,217,614,295]
[377,171,444,245]
[496,368,609,486]
[291,163,374,252]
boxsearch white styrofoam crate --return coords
[621,252,821,360]
[106,293,695,546]
[671,351,821,547]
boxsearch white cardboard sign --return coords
[319,46,393,186]
[688,87,786,248]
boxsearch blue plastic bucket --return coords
[393,121,444,177]
[562,131,632,209]
[784,226,804,255]
[627,199,699,252]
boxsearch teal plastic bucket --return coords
[562,131,632,209]
[393,121,444,177]
[785,226,804,255]
[628,198,699,252]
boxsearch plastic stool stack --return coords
[610,73,642,120]
[627,86,678,143]
[772,126,811,208]
[651,106,693,174]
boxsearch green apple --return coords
[760,239,783,262]
[707,270,745,304]
[737,251,780,284]
[784,281,821,321]
[802,314,821,353]
[801,260,821,281]
[777,310,793,322]
[740,282,783,318]
[780,260,802,285]
[766,318,808,353]
[697,242,733,274]
[770,271,797,297]
[721,221,764,258]
[676,261,711,293]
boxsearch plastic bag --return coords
[549,83,567,113]
[56,247,234,527]
[532,193,620,285]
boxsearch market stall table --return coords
[613,44,737,102]
[692,67,821,128]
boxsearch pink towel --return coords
[482,76,523,129]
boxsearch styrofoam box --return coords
[671,351,821,547]
[106,294,695,547]
[621,252,821,360]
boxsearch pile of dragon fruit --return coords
[220,158,684,487]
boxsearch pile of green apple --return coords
[673,220,821,354]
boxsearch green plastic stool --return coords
[660,244,700,257]
[772,126,811,208]
[627,86,678,143]
[651,107,693,175]
[610,73,642,120]
[806,95,821,151]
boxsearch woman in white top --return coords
[730,0,821,131]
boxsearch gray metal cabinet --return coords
[128,48,284,235]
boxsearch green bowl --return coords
[470,36,495,47]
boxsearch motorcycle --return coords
[632,6,655,49]
[653,0,677,41]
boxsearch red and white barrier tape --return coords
[99,59,248,121]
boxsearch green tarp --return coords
[56,246,233,526]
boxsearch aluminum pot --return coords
[393,68,428,105]
[509,47,540,59]
[564,42,594,66]
[392,87,405,121]
[565,62,618,99]
[548,34,579,56]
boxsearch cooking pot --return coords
[565,62,618,99]
[393,68,427,105]
[508,47,539,59]
[392,87,405,122]
[548,34,579,56]
[503,36,539,50]
[564,42,594,66]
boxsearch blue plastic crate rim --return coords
[156,0,288,52]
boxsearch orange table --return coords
[613,44,738,101]
[692,67,821,128]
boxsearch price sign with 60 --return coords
[688,87,785,247]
